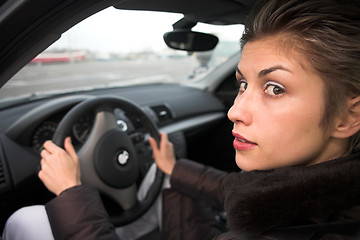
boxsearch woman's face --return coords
[228,37,342,171]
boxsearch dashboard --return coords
[0,84,228,193]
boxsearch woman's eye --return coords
[264,82,285,96]
[238,80,247,92]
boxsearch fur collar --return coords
[222,152,360,236]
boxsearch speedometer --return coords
[32,121,58,152]
[72,113,94,143]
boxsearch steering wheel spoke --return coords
[78,109,118,158]
[107,184,138,210]
[93,107,119,132]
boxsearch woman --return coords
[3,0,360,239]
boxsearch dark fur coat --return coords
[222,152,360,237]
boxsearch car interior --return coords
[0,0,255,238]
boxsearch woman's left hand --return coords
[38,137,81,196]
[149,132,176,176]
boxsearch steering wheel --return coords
[52,95,164,226]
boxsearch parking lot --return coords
[0,57,198,99]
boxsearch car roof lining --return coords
[114,0,254,25]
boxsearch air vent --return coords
[0,158,6,185]
[0,142,10,194]
[150,104,173,124]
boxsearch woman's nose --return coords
[227,92,253,125]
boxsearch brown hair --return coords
[241,0,360,151]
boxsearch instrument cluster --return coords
[31,112,95,153]
[31,106,149,153]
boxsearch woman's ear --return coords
[332,96,360,138]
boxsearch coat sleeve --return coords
[45,185,119,240]
[170,159,226,209]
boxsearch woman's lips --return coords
[232,132,257,151]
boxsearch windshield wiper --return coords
[0,92,56,110]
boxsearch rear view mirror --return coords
[163,30,219,52]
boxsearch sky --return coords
[49,7,244,54]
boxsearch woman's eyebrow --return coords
[259,65,291,77]
[235,67,244,77]
[236,65,290,78]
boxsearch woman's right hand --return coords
[38,137,81,196]
[149,132,176,176]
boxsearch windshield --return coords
[0,7,243,105]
